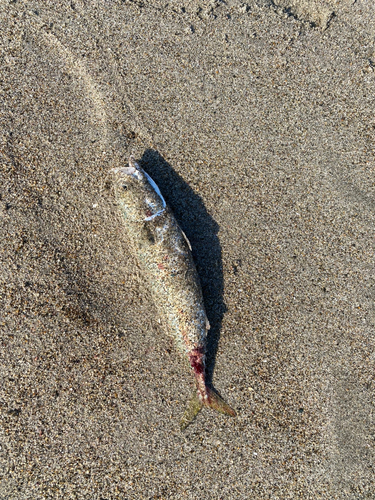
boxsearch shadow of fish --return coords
[111,156,236,429]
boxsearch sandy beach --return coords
[1,0,374,498]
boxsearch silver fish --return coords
[112,156,235,428]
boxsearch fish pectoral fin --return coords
[205,386,237,417]
[180,390,202,430]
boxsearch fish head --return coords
[111,156,166,222]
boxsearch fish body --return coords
[112,156,235,428]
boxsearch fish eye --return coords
[122,184,128,190]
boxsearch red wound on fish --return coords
[189,348,205,375]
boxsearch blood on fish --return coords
[192,359,204,375]
[189,348,205,375]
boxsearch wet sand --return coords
[1,0,375,498]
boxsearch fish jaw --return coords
[111,155,143,180]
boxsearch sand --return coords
[1,0,374,498]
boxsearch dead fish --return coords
[111,156,236,429]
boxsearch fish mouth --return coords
[110,165,142,180]
[126,156,144,179]
[111,156,143,179]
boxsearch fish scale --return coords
[112,156,236,428]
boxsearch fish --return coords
[111,156,236,429]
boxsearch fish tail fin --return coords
[205,386,237,417]
[180,391,203,430]
[180,387,236,430]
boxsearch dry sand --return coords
[1,0,375,498]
